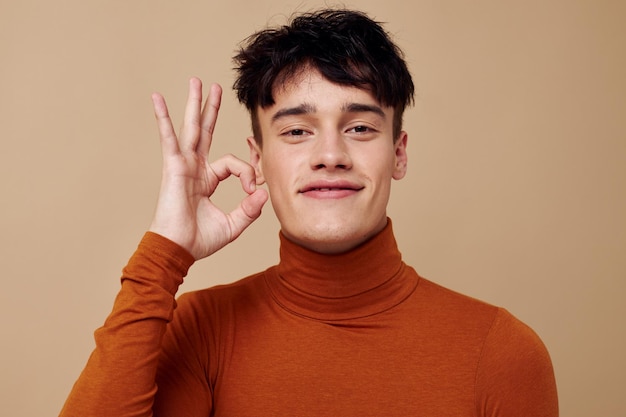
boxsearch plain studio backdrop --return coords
[1,1,624,416]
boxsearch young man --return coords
[60,9,558,416]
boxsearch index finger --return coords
[209,154,258,195]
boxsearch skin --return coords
[248,68,408,254]
[149,79,268,260]
[148,70,408,259]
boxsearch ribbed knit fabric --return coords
[60,220,558,417]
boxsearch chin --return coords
[285,221,377,254]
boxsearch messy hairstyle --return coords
[233,9,415,144]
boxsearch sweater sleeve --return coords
[151,291,216,416]
[59,232,195,417]
[475,308,559,417]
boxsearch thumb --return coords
[228,189,269,239]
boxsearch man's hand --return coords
[148,78,268,260]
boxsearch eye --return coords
[280,127,310,137]
[347,125,377,135]
[279,127,312,142]
[350,125,370,133]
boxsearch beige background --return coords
[1,0,625,415]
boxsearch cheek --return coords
[262,145,307,178]
[261,157,292,196]
[359,151,397,181]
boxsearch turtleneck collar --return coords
[264,219,419,321]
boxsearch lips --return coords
[299,181,364,198]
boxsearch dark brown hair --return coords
[233,9,415,143]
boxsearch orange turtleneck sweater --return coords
[60,221,558,416]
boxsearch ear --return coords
[247,136,266,185]
[392,131,408,180]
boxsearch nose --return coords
[310,131,353,171]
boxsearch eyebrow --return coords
[270,102,386,124]
[271,103,316,124]
[342,103,386,119]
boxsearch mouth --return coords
[302,187,361,192]
[299,182,364,198]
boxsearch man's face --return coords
[248,68,408,254]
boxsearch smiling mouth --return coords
[300,185,364,192]
[299,185,364,198]
[306,187,360,192]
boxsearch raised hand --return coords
[148,78,268,260]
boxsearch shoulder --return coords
[176,270,270,311]
[478,308,555,377]
[416,279,554,378]
[475,308,558,415]
[415,278,558,415]
[413,277,500,329]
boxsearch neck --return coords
[265,219,419,321]
[279,217,389,255]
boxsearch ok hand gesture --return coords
[149,78,268,260]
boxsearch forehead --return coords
[258,68,390,122]
[274,68,375,103]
